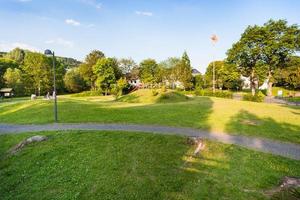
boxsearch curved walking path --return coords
[1,123,300,160]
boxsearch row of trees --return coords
[1,19,299,97]
[0,48,66,96]
[63,50,194,95]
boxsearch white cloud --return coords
[135,11,153,17]
[0,41,39,52]
[80,0,102,10]
[65,19,81,26]
[45,38,74,48]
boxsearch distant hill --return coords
[0,51,81,68]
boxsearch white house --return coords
[241,76,268,90]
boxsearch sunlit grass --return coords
[0,130,299,199]
[1,91,299,143]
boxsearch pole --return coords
[213,60,215,93]
[52,52,58,122]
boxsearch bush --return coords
[152,90,159,96]
[243,91,265,102]
[195,89,233,99]
[161,85,167,93]
[71,90,103,97]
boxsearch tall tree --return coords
[178,51,193,89]
[205,61,242,90]
[139,59,161,85]
[22,52,52,96]
[118,58,137,75]
[260,20,300,96]
[5,48,25,64]
[79,50,105,90]
[227,25,267,95]
[3,68,24,96]
[93,58,117,95]
[0,58,18,88]
[64,68,86,93]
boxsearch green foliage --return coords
[205,60,242,90]
[195,89,233,99]
[93,57,118,95]
[79,50,105,89]
[64,68,86,93]
[193,74,204,89]
[152,89,159,96]
[22,52,52,96]
[0,58,18,88]
[118,58,137,75]
[139,59,161,85]
[161,85,167,93]
[5,48,25,64]
[243,91,265,102]
[178,52,193,89]
[3,68,24,96]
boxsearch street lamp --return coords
[210,34,218,93]
[44,49,58,122]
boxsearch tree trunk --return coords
[267,71,273,97]
[250,70,256,96]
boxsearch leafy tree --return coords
[79,50,105,90]
[22,52,52,96]
[64,68,86,93]
[93,58,117,95]
[193,74,205,89]
[227,19,300,96]
[227,25,267,95]
[260,20,300,96]
[118,58,137,75]
[274,56,300,89]
[177,52,193,89]
[159,57,181,88]
[0,58,18,88]
[3,68,24,96]
[139,59,161,86]
[205,61,242,90]
[5,48,25,64]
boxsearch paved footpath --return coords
[1,123,300,160]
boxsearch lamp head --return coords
[44,49,53,56]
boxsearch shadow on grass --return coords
[225,109,300,143]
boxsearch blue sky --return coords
[0,0,299,72]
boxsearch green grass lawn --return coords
[1,130,300,200]
[0,89,299,143]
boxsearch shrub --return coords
[161,85,167,93]
[195,89,233,99]
[152,90,159,96]
[243,91,265,102]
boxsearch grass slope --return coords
[1,131,300,200]
[0,91,299,143]
[117,89,189,103]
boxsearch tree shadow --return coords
[179,140,300,199]
[225,109,300,143]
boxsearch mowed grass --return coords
[1,130,300,200]
[0,90,299,143]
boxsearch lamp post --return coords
[210,34,218,93]
[44,49,58,122]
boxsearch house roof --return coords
[0,88,13,92]
[192,68,201,74]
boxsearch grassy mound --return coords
[117,89,189,103]
[1,131,300,200]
